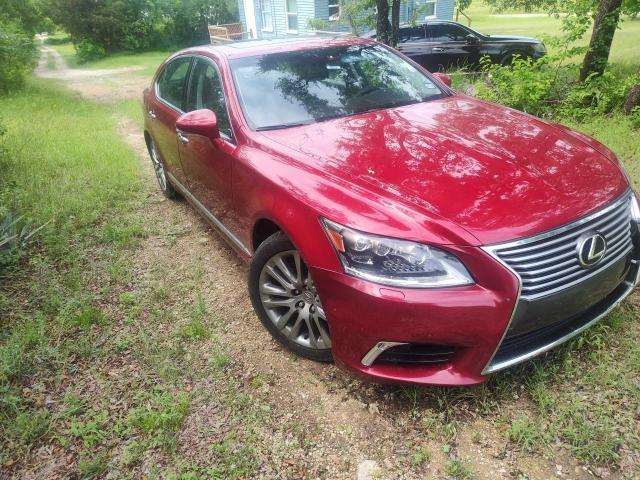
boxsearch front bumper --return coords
[311,239,638,386]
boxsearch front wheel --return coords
[500,50,531,66]
[249,232,332,362]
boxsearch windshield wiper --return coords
[256,121,312,131]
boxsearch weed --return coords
[446,457,473,479]
[66,410,109,448]
[508,416,540,453]
[411,447,431,466]
[77,451,108,479]
[127,390,190,451]
[69,307,108,330]
[10,410,51,446]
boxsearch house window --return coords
[328,0,340,21]
[286,0,298,31]
[423,0,436,18]
[260,0,273,31]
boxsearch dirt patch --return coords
[37,46,149,102]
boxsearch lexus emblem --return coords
[576,232,607,268]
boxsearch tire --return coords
[500,50,531,66]
[249,231,333,362]
[148,138,178,199]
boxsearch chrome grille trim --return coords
[488,191,633,300]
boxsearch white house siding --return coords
[240,0,455,39]
[251,0,317,38]
[408,0,455,21]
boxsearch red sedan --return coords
[143,36,640,386]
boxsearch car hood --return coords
[259,95,628,245]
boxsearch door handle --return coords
[148,110,157,119]
[432,47,446,53]
[177,131,189,145]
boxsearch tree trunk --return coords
[579,0,623,82]
[390,0,400,47]
[376,0,391,45]
[624,84,640,113]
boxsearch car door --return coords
[149,56,193,187]
[425,24,480,70]
[178,56,236,224]
[396,25,436,70]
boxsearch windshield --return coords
[230,43,446,130]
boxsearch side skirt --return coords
[166,172,252,258]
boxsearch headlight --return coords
[631,194,640,223]
[534,43,546,54]
[321,219,474,288]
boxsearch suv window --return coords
[427,24,469,42]
[186,58,233,140]
[399,26,426,43]
[157,57,192,110]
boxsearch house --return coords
[237,0,455,39]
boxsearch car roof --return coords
[405,20,471,28]
[181,35,373,60]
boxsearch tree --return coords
[375,0,391,44]
[43,0,237,53]
[456,0,472,11]
[579,0,622,80]
[390,0,400,46]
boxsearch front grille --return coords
[376,344,455,365]
[487,268,637,372]
[489,192,633,300]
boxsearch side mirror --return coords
[465,34,479,45]
[176,109,220,141]
[433,72,452,88]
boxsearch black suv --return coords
[363,20,546,71]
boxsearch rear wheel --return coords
[148,139,177,199]
[249,232,332,362]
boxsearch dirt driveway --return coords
[29,46,630,480]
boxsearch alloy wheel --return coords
[149,141,167,191]
[258,250,331,350]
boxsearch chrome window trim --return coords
[481,189,635,375]
[166,172,251,257]
[154,55,237,145]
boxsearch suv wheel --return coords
[249,232,332,362]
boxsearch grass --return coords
[3,9,640,477]
[0,79,272,476]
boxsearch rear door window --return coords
[157,57,192,110]
[399,26,426,43]
[427,24,468,42]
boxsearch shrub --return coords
[0,21,37,94]
[75,39,106,64]
[472,54,640,124]
[474,56,556,117]
[560,71,640,121]
[43,35,71,45]
[630,107,640,130]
